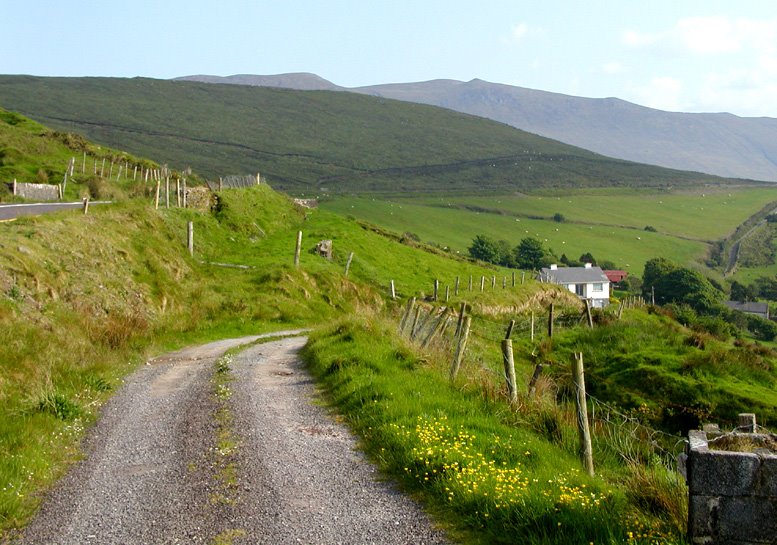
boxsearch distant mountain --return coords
[174,73,343,91]
[178,74,777,182]
[0,76,735,195]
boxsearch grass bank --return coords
[303,311,686,544]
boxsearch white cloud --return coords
[676,16,740,54]
[622,29,658,47]
[631,76,684,112]
[510,23,528,41]
[619,16,777,115]
[602,61,623,75]
[623,16,777,57]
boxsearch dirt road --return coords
[16,333,448,545]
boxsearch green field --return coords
[321,186,777,279]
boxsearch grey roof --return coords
[724,301,769,315]
[539,266,609,284]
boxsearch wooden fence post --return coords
[512,271,516,287]
[445,285,450,303]
[502,277,506,289]
[502,339,518,403]
[454,276,460,296]
[412,307,434,340]
[182,179,188,208]
[390,280,396,300]
[528,363,545,396]
[454,302,466,338]
[505,319,515,339]
[433,279,439,301]
[521,272,525,284]
[187,221,194,257]
[82,197,89,215]
[572,352,594,476]
[409,306,423,338]
[531,311,535,341]
[548,303,554,338]
[585,299,593,329]
[344,252,354,276]
[491,275,496,289]
[294,231,302,267]
[421,307,450,348]
[165,176,170,208]
[399,297,416,334]
[480,275,485,292]
[154,180,161,209]
[468,275,473,291]
[450,316,471,381]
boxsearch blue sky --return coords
[3,0,776,117]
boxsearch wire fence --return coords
[207,174,263,190]
[392,296,769,471]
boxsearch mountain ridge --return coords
[175,73,777,182]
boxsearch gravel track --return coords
[15,333,449,545]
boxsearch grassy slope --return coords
[0,75,739,194]
[321,187,777,280]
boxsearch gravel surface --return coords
[228,337,450,545]
[15,333,450,545]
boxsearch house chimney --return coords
[550,264,558,270]
[584,263,592,269]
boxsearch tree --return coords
[514,237,547,270]
[578,252,596,265]
[495,239,516,268]
[754,276,777,301]
[642,257,677,300]
[468,235,501,264]
[653,267,723,313]
[730,280,757,302]
[553,212,566,223]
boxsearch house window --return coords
[593,283,603,292]
[575,284,585,296]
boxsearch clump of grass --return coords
[209,352,240,506]
[623,462,688,538]
[34,391,80,421]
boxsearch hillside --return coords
[4,112,777,544]
[0,75,739,195]
[179,73,777,182]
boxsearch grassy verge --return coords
[302,311,686,544]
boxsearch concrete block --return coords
[755,455,777,497]
[718,496,777,543]
[689,449,760,496]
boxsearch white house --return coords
[538,263,611,308]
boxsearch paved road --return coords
[15,332,448,545]
[0,201,110,221]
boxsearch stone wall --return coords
[687,428,777,544]
[185,187,213,210]
[8,181,60,201]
